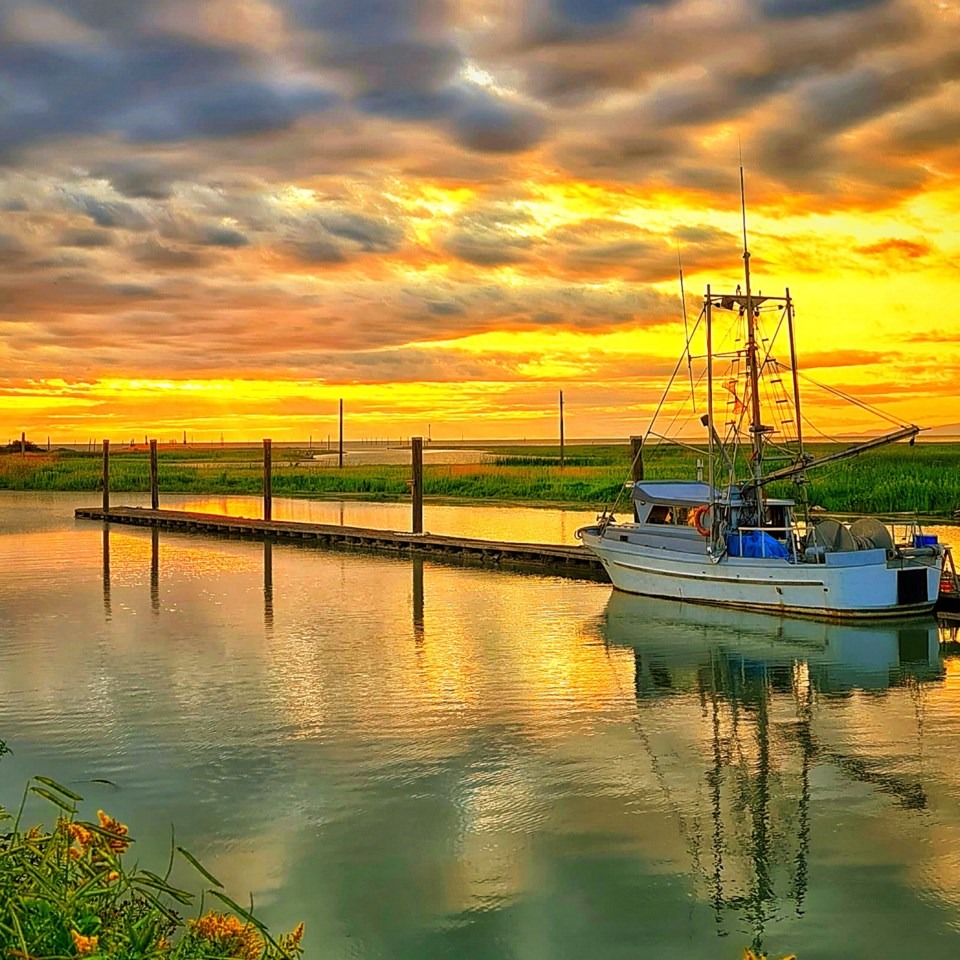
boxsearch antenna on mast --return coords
[739,138,751,288]
[738,149,765,490]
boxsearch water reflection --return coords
[412,557,425,645]
[8,493,960,959]
[264,540,274,633]
[594,593,943,952]
[101,523,111,621]
[150,527,160,616]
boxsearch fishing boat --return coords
[577,176,949,619]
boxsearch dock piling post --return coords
[149,439,159,510]
[21,431,25,458]
[559,390,565,468]
[339,399,344,468]
[102,439,110,512]
[630,436,644,482]
[412,435,423,534]
[263,438,272,521]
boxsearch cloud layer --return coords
[0,0,957,437]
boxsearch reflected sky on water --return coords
[1,492,960,959]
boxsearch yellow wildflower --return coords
[25,826,42,840]
[68,823,94,849]
[70,930,99,956]
[97,810,130,854]
[189,911,264,960]
[279,922,305,955]
[106,870,120,882]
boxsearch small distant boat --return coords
[577,174,949,620]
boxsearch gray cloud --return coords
[0,30,338,156]
[199,225,250,248]
[64,193,152,230]
[90,160,184,199]
[0,233,28,262]
[760,0,890,18]
[131,238,208,269]
[440,204,535,266]
[285,239,347,264]
[551,0,672,27]
[60,227,115,247]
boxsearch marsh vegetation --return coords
[1,441,958,517]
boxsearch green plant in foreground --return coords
[0,768,303,960]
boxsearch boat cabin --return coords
[629,480,797,558]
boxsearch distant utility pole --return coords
[559,390,565,468]
[339,399,344,468]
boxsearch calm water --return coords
[1,491,959,959]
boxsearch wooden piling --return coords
[338,399,344,469]
[263,438,272,521]
[630,436,644,482]
[411,435,423,534]
[20,431,25,458]
[559,390,565,468]
[149,439,159,510]
[102,439,110,511]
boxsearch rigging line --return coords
[649,324,713,446]
[644,310,705,444]
[798,409,845,444]
[792,368,908,427]
[756,315,795,447]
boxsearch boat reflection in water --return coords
[592,592,943,953]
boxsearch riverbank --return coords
[2,442,960,517]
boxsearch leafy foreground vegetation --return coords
[1,441,959,517]
[0,747,796,960]
[0,746,303,960]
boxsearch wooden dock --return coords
[73,505,960,611]
[74,506,609,580]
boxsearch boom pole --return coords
[759,424,921,487]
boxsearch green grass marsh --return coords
[2,441,959,517]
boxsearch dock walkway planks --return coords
[74,506,609,579]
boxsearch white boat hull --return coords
[578,526,941,619]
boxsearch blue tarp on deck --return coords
[726,530,789,559]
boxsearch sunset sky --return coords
[1,0,958,442]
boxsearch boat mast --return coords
[740,166,764,488]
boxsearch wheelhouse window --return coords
[646,505,671,524]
